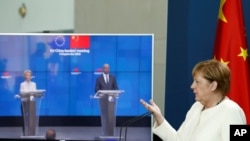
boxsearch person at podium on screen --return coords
[20,70,37,92]
[19,69,37,136]
[95,63,118,92]
[95,63,119,136]
[140,59,246,141]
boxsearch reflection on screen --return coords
[0,34,153,116]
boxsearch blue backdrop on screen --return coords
[0,34,153,116]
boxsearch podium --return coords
[15,89,45,139]
[94,90,124,140]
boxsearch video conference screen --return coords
[0,33,153,116]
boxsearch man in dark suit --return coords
[95,64,118,92]
[95,64,119,136]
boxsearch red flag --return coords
[70,35,90,49]
[213,0,250,123]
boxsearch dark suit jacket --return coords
[95,74,118,93]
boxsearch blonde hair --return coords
[23,69,32,76]
[192,59,231,96]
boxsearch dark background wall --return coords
[165,0,250,129]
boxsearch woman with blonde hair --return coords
[140,59,246,141]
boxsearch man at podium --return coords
[95,63,118,92]
[19,69,37,135]
[95,63,119,136]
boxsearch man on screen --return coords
[94,63,119,136]
[95,63,118,92]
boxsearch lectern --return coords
[15,89,45,139]
[94,90,124,140]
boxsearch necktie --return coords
[106,75,109,83]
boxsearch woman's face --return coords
[24,72,32,81]
[190,72,214,104]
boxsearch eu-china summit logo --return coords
[230,125,250,141]
[49,35,91,56]
[53,35,90,49]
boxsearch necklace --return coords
[216,96,225,105]
[202,96,225,111]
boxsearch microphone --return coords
[119,112,151,141]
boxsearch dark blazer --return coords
[95,74,118,93]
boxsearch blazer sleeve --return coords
[20,82,24,91]
[112,76,118,90]
[153,120,177,141]
[95,77,101,93]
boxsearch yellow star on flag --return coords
[218,0,227,23]
[238,47,248,61]
[219,58,229,66]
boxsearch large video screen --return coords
[0,33,153,116]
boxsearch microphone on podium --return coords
[119,112,151,141]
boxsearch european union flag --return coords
[48,35,70,49]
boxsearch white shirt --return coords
[20,81,37,92]
[103,74,109,83]
[20,81,37,101]
[153,98,246,141]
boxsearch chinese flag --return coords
[70,35,90,49]
[213,0,250,123]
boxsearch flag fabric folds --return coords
[213,0,250,123]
